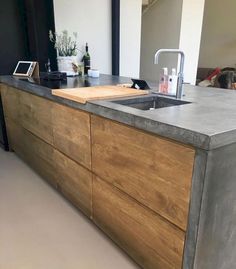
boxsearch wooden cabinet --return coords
[52,103,91,169]
[93,176,185,269]
[5,118,57,187]
[1,85,20,122]
[19,90,53,145]
[91,115,195,230]
[1,84,197,269]
[54,149,92,217]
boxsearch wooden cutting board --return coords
[51,85,149,104]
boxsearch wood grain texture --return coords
[18,90,54,145]
[93,176,185,269]
[4,117,23,153]
[52,85,148,104]
[1,85,20,122]
[5,118,57,187]
[54,149,92,217]
[52,103,91,169]
[1,84,193,269]
[91,115,195,230]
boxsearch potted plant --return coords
[49,30,79,75]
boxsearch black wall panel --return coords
[0,0,28,75]
[0,0,57,75]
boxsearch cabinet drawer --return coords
[19,91,53,145]
[6,119,57,187]
[21,129,57,188]
[93,177,185,269]
[1,85,20,122]
[52,103,91,169]
[91,115,195,230]
[5,118,23,153]
[55,149,92,217]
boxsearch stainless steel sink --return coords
[111,95,191,111]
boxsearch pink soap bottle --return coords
[158,67,168,93]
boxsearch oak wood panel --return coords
[91,115,195,230]
[52,103,91,169]
[54,149,92,217]
[93,176,185,269]
[19,90,53,145]
[1,85,20,122]
[5,118,57,187]
[4,117,23,153]
[21,132,57,188]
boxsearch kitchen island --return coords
[0,75,236,269]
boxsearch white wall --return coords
[53,0,111,74]
[140,0,205,85]
[140,0,183,82]
[120,0,142,78]
[179,0,205,84]
[198,0,236,68]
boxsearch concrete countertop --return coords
[1,74,236,150]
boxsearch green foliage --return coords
[49,30,78,56]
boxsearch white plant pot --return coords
[57,56,78,76]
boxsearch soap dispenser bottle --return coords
[158,67,168,93]
[168,68,178,95]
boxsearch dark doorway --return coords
[23,0,57,71]
[0,0,57,75]
[0,0,29,75]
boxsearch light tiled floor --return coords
[0,148,139,269]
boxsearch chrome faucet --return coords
[154,49,185,99]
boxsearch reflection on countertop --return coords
[19,74,133,89]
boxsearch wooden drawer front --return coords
[54,150,92,217]
[52,103,91,169]
[6,119,57,187]
[5,118,24,153]
[21,128,57,187]
[93,177,185,269]
[1,85,20,122]
[22,130,57,187]
[19,90,53,145]
[91,116,195,230]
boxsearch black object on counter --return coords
[131,79,150,90]
[40,71,67,81]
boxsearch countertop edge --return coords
[0,76,215,150]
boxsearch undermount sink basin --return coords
[111,95,191,111]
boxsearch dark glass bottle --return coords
[82,43,91,75]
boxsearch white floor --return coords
[0,148,139,269]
